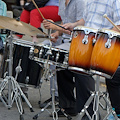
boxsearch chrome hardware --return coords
[82,35,88,44]
[39,47,43,58]
[63,54,68,65]
[56,52,60,62]
[29,47,34,59]
[105,39,111,48]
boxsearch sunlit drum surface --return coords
[68,26,97,74]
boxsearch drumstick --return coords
[31,0,45,19]
[103,14,120,32]
[31,0,71,31]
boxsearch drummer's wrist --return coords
[56,31,62,36]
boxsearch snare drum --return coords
[29,44,68,68]
[68,26,97,74]
[90,29,120,78]
[13,41,42,87]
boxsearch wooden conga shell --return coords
[68,26,97,70]
[90,29,120,76]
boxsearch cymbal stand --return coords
[0,33,34,120]
[77,75,118,120]
[0,33,14,108]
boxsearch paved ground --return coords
[0,35,114,120]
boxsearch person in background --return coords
[16,0,61,42]
[12,0,27,17]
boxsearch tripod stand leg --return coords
[33,102,51,119]
[16,81,34,112]
[92,91,100,120]
[15,93,24,115]
[0,78,10,107]
[79,92,95,120]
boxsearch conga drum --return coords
[90,29,120,78]
[68,26,97,74]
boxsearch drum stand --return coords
[33,42,72,120]
[76,75,118,120]
[33,64,58,120]
[0,33,34,120]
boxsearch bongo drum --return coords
[90,29,120,78]
[68,26,97,74]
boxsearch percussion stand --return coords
[77,75,118,120]
[0,33,34,120]
[33,40,72,120]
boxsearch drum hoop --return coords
[68,66,93,76]
[13,41,32,48]
[73,26,97,33]
[13,38,35,44]
[90,70,112,79]
[98,29,120,38]
[34,44,68,53]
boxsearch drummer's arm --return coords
[43,18,85,35]
[62,18,85,34]
[52,18,85,35]
[112,25,120,32]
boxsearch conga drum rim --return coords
[74,26,97,33]
[68,66,93,76]
[90,70,112,79]
[98,28,120,38]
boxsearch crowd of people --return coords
[0,0,120,120]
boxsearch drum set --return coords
[0,15,120,120]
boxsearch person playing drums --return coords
[43,0,96,119]
[60,0,120,119]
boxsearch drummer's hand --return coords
[43,19,56,30]
[50,32,59,43]
[62,23,75,34]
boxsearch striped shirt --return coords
[83,0,120,29]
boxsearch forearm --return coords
[73,18,85,27]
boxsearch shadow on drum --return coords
[68,26,97,75]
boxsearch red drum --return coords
[68,26,97,74]
[90,29,120,78]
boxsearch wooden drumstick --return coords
[31,0,45,19]
[103,14,120,32]
[31,0,71,31]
